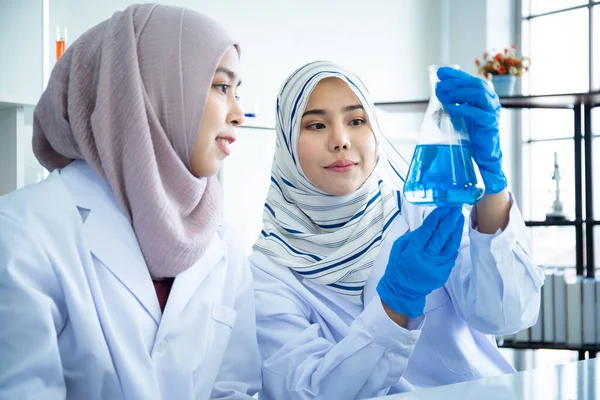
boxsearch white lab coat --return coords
[0,160,261,400]
[250,196,544,399]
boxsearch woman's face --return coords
[191,47,244,177]
[297,78,377,195]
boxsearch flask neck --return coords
[427,64,459,107]
[428,66,444,111]
[421,65,470,144]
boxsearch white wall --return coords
[220,126,276,255]
[0,0,444,250]
[486,0,516,50]
[0,0,43,104]
[445,0,488,75]
[10,1,521,251]
[52,0,442,125]
[443,0,516,73]
[44,1,446,251]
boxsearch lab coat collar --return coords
[60,161,162,325]
[59,161,228,329]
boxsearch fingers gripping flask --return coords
[403,65,484,206]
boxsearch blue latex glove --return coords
[376,207,464,318]
[435,67,508,194]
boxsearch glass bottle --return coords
[56,26,67,61]
[403,64,485,206]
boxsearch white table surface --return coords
[367,358,598,400]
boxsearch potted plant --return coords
[475,45,530,96]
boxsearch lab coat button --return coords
[158,339,168,352]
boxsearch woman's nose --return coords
[328,125,351,152]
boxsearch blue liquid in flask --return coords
[404,143,484,206]
[403,64,485,206]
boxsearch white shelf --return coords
[239,119,275,131]
[0,100,36,110]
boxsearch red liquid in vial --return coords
[56,40,65,60]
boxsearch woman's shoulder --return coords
[248,251,297,283]
[0,174,76,301]
[248,251,322,317]
[0,171,75,233]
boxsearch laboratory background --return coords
[1,0,600,399]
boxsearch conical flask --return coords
[403,65,485,206]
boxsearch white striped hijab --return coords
[253,61,409,304]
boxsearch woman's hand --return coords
[435,67,508,195]
[377,207,464,320]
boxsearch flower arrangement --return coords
[475,45,530,79]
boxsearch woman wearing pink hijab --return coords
[0,4,260,399]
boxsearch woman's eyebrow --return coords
[302,104,364,118]
[343,104,363,113]
[302,109,326,117]
[215,67,242,86]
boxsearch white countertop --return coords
[367,359,598,400]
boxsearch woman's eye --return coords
[349,119,365,126]
[215,84,241,101]
[307,123,326,130]
[215,84,230,94]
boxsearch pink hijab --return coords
[32,4,238,278]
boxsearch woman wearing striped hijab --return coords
[250,61,543,399]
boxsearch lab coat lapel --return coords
[156,232,225,337]
[83,207,162,325]
[61,161,162,325]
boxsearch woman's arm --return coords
[474,189,511,234]
[252,262,420,400]
[446,198,545,335]
[0,214,67,399]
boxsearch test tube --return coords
[56,26,67,60]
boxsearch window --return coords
[517,0,600,368]
[520,0,599,223]
[523,8,589,94]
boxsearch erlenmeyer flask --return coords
[403,65,485,206]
